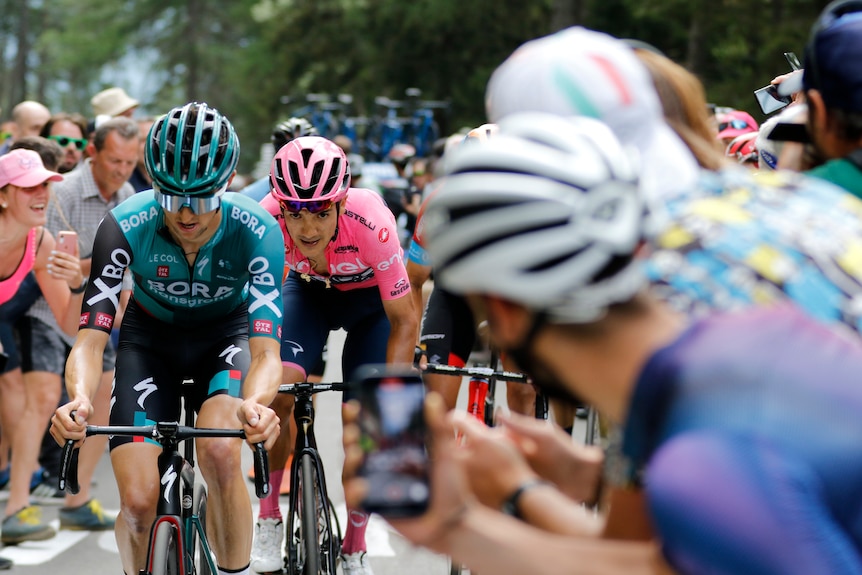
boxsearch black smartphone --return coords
[754,84,792,115]
[784,52,801,71]
[354,365,429,518]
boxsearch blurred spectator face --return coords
[89,131,138,195]
[410,159,433,190]
[136,118,155,169]
[17,103,51,138]
[48,119,87,172]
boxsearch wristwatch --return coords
[501,479,550,520]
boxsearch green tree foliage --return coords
[0,0,838,172]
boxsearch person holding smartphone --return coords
[254,136,417,575]
[0,148,84,547]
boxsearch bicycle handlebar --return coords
[421,363,529,383]
[278,381,350,394]
[59,423,271,499]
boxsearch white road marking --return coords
[0,520,90,565]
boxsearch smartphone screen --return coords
[754,84,792,115]
[356,367,429,518]
[56,231,78,255]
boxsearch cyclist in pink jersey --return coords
[253,136,417,575]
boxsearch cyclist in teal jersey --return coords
[50,103,285,575]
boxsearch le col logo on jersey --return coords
[230,206,267,239]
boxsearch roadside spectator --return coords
[0,101,51,156]
[632,47,727,170]
[715,109,759,148]
[90,87,139,119]
[128,117,155,192]
[0,148,83,546]
[21,117,140,531]
[801,2,862,197]
[40,113,89,173]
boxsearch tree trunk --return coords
[12,0,30,105]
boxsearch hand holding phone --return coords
[56,231,79,256]
[355,365,430,518]
[754,84,793,115]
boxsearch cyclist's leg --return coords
[189,307,253,571]
[419,288,475,411]
[110,305,182,574]
[339,289,391,563]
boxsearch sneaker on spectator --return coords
[59,499,116,531]
[30,469,65,505]
[0,555,11,570]
[1,506,56,544]
[341,551,374,575]
[250,518,283,573]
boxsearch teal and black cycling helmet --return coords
[145,102,239,198]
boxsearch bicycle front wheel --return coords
[193,484,214,575]
[151,521,181,575]
[301,454,321,575]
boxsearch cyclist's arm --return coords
[64,328,111,407]
[242,336,283,408]
[382,292,418,364]
[406,258,431,330]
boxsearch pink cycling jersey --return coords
[261,187,410,300]
[0,227,38,306]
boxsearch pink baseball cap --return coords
[0,149,63,189]
[716,110,759,141]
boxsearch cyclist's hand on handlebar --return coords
[237,400,281,451]
[452,412,538,509]
[50,399,91,447]
[497,411,604,504]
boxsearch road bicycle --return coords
[364,96,406,162]
[421,351,544,426]
[278,381,347,575]
[400,88,448,158]
[58,398,270,575]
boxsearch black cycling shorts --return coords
[109,299,250,450]
[419,287,476,368]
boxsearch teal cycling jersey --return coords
[80,191,285,340]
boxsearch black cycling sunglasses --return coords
[48,135,88,151]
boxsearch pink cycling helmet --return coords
[270,136,351,204]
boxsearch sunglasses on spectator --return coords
[719,119,751,132]
[280,199,334,214]
[153,184,225,214]
[48,135,88,151]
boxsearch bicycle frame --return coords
[279,381,347,575]
[60,411,269,575]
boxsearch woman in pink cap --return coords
[0,148,85,548]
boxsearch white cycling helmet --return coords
[423,112,648,323]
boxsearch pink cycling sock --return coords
[341,507,369,554]
[258,469,285,520]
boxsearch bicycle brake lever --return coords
[59,440,81,494]
[253,443,270,499]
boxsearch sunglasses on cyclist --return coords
[48,135,88,151]
[153,184,225,214]
[280,199,334,214]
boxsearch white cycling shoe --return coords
[341,551,374,575]
[250,518,284,573]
